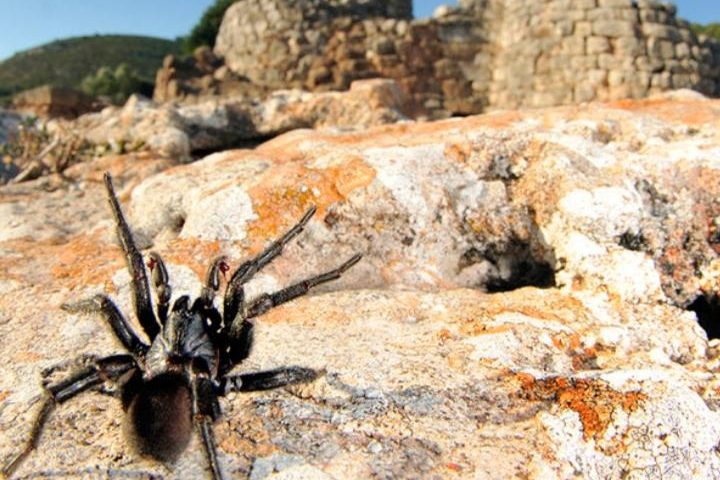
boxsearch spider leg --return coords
[103,172,160,340]
[221,366,318,393]
[241,253,362,321]
[189,360,223,480]
[223,206,316,327]
[195,256,228,339]
[1,354,136,479]
[147,251,172,325]
[62,294,149,356]
[221,253,361,371]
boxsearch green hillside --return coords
[0,35,181,101]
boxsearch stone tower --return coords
[214,0,412,89]
[207,0,720,115]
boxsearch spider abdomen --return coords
[124,373,193,462]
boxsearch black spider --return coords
[1,172,361,480]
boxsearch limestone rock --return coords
[1,95,720,479]
[67,80,411,160]
[12,85,98,119]
[0,108,22,145]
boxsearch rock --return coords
[1,95,720,479]
[65,79,411,159]
[12,85,98,119]
[0,108,22,144]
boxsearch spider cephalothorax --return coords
[1,172,361,480]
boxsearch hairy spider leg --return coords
[147,251,172,325]
[243,253,362,320]
[194,256,228,341]
[104,173,160,339]
[223,206,317,329]
[62,295,149,357]
[222,366,318,393]
[220,206,317,370]
[1,355,136,478]
[222,253,361,374]
[189,359,223,480]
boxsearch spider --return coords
[1,172,362,480]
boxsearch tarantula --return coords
[1,172,361,480]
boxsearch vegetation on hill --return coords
[691,23,720,41]
[81,64,148,104]
[0,35,181,103]
[182,0,236,52]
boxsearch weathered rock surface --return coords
[62,78,410,160]
[1,92,720,479]
[0,109,21,145]
[12,85,98,119]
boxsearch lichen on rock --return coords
[1,93,720,479]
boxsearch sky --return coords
[0,0,718,61]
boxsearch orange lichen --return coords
[608,98,720,126]
[245,159,374,250]
[454,288,590,336]
[161,237,224,280]
[516,374,646,445]
[50,232,123,287]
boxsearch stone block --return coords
[608,83,632,99]
[434,58,462,78]
[593,20,637,37]
[574,83,597,102]
[588,69,608,85]
[599,53,625,69]
[441,78,473,99]
[672,73,695,89]
[647,38,675,60]
[576,0,597,8]
[556,20,575,37]
[639,8,658,23]
[642,23,682,41]
[373,36,396,55]
[575,21,593,37]
[675,42,691,59]
[571,55,598,69]
[562,36,586,55]
[587,7,623,21]
[614,36,644,56]
[606,69,621,87]
[651,71,672,88]
[598,0,634,7]
[587,36,611,54]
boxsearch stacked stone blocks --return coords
[157,0,720,116]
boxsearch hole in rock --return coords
[481,241,556,293]
[190,135,274,160]
[618,230,646,252]
[688,294,720,340]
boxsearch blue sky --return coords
[0,1,718,61]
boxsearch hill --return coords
[0,35,181,101]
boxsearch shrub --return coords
[80,63,143,104]
[691,23,720,42]
[183,0,236,52]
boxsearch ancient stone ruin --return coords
[156,0,720,117]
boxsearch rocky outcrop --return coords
[0,108,21,145]
[12,85,98,119]
[58,78,410,160]
[153,47,270,103]
[1,94,720,479]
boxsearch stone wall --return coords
[213,0,412,89]
[488,0,720,109]
[158,0,720,115]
